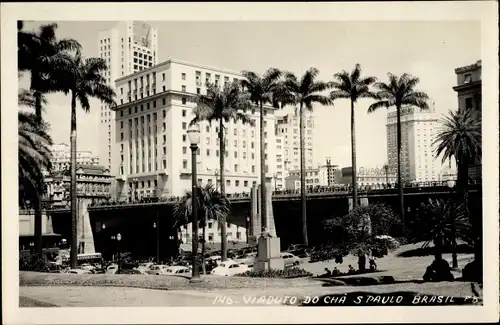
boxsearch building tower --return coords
[275,113,314,188]
[111,59,278,200]
[452,60,482,181]
[97,21,158,172]
[386,100,440,183]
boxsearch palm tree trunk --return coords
[34,91,43,256]
[259,101,267,233]
[350,100,358,209]
[299,102,308,246]
[34,195,43,256]
[70,92,78,269]
[396,105,405,234]
[218,119,227,261]
[433,237,443,262]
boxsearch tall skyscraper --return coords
[386,101,440,183]
[111,59,278,199]
[98,21,158,171]
[274,113,314,188]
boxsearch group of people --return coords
[321,256,378,277]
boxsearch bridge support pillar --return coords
[348,196,369,211]
[77,198,95,254]
[249,184,278,245]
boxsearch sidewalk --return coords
[20,281,480,307]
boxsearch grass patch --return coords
[236,267,312,278]
[20,271,318,291]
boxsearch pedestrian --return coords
[348,265,356,274]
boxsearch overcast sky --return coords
[19,20,480,168]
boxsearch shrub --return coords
[236,267,312,278]
[19,253,50,272]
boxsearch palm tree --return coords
[329,64,376,209]
[413,198,471,263]
[18,110,53,246]
[18,22,81,119]
[60,52,116,268]
[434,108,481,267]
[190,81,253,261]
[174,184,231,274]
[240,68,282,234]
[368,73,429,234]
[281,68,332,246]
[18,22,79,255]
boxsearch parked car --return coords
[134,262,155,273]
[116,269,144,275]
[146,264,170,275]
[207,255,223,265]
[80,263,95,271]
[211,261,249,276]
[165,266,191,276]
[281,252,301,268]
[286,244,309,252]
[61,269,92,275]
[233,252,256,267]
[106,264,119,274]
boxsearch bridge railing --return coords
[46,179,480,211]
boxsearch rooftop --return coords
[115,58,243,83]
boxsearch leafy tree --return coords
[329,64,376,209]
[174,184,231,274]
[281,68,332,245]
[368,73,429,233]
[241,68,282,234]
[190,81,253,261]
[321,204,401,270]
[59,52,116,268]
[411,198,471,263]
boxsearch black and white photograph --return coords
[2,1,499,324]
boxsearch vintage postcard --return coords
[1,1,498,324]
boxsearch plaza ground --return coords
[19,242,479,307]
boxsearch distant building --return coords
[98,21,159,171]
[44,164,113,208]
[452,60,482,182]
[284,162,339,190]
[112,59,279,199]
[386,101,440,183]
[50,143,99,172]
[275,113,315,188]
[339,166,397,187]
[179,221,247,245]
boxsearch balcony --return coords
[139,87,143,93]
[133,89,137,95]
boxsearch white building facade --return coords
[274,113,314,189]
[98,21,159,171]
[50,143,99,172]
[111,59,278,200]
[386,102,440,183]
[179,221,247,245]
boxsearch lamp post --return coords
[187,124,202,283]
[273,173,277,191]
[132,178,138,202]
[447,179,458,268]
[116,233,122,273]
[153,220,160,263]
[246,216,250,245]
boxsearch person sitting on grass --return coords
[324,267,332,276]
[348,265,356,274]
[332,267,340,276]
